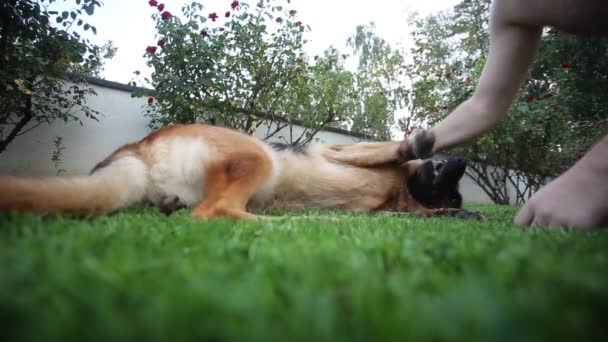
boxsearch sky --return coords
[51,0,461,84]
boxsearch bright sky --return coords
[53,0,460,84]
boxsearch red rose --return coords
[527,95,535,103]
[157,39,165,47]
[231,1,239,9]
[536,118,544,125]
[295,21,302,27]
[444,72,452,79]
[161,11,172,20]
[209,12,218,21]
[148,97,154,104]
[201,30,209,37]
[561,62,570,68]
[219,28,225,31]
[543,93,553,99]
[289,10,297,16]
[157,3,165,11]
[225,11,230,18]
[146,46,157,54]
[149,0,158,7]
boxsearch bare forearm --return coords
[428,1,543,154]
[430,96,506,153]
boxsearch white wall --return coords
[0,84,153,176]
[0,80,364,176]
[0,78,512,204]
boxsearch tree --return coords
[347,24,408,140]
[136,0,352,143]
[404,0,607,204]
[137,1,406,143]
[0,0,110,154]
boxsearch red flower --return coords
[289,10,297,16]
[297,58,304,64]
[442,105,448,110]
[276,17,283,23]
[543,93,553,99]
[148,97,154,104]
[149,0,158,7]
[157,3,165,11]
[444,72,452,79]
[201,30,209,37]
[527,95,535,103]
[536,118,544,125]
[209,12,218,21]
[231,1,239,9]
[161,11,172,20]
[561,62,570,68]
[157,39,165,47]
[219,28,225,32]
[225,11,230,18]
[146,46,157,54]
[295,21,302,27]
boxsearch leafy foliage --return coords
[0,0,112,153]
[404,0,608,204]
[137,1,407,142]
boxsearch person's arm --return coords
[430,1,543,154]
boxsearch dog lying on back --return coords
[0,124,480,220]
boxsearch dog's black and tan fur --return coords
[0,124,479,220]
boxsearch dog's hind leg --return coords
[191,151,275,221]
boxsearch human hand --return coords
[514,167,608,229]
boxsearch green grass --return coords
[1,205,607,341]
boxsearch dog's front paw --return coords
[400,129,436,161]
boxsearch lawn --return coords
[1,205,607,341]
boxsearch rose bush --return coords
[134,0,363,143]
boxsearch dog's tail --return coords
[0,156,148,216]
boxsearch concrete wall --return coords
[0,77,515,204]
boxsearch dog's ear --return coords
[433,156,467,185]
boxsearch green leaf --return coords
[62,11,69,19]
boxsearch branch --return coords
[0,96,33,154]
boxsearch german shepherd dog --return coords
[0,124,480,220]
